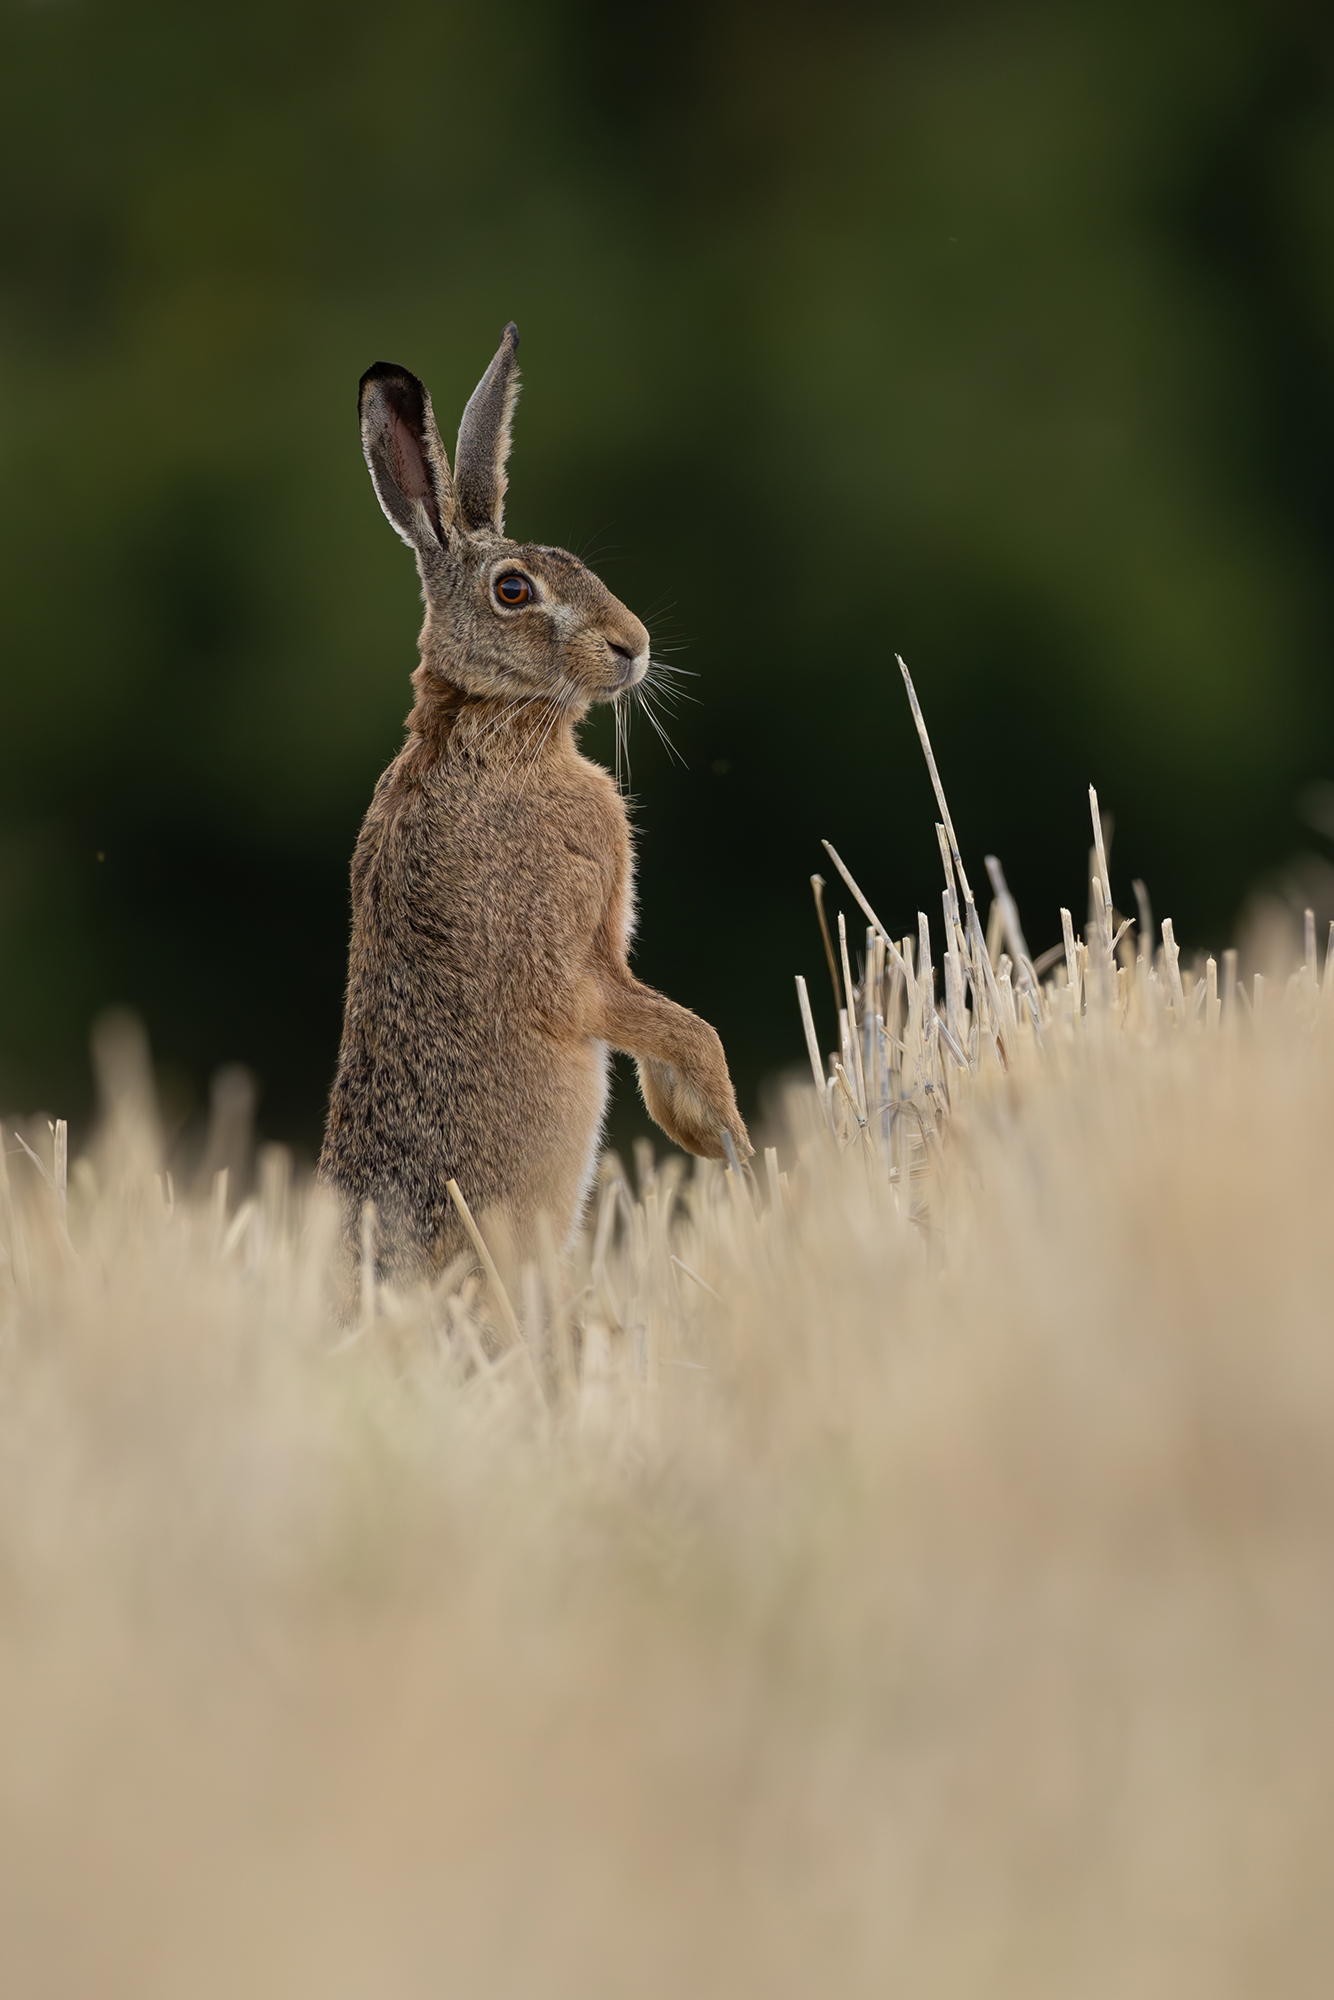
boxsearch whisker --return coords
[641,678,695,716]
[633,685,686,766]
[638,594,680,628]
[471,692,536,753]
[614,692,630,794]
[646,662,699,707]
[499,693,559,789]
[575,531,622,571]
[515,687,572,799]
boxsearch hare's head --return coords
[358,326,649,715]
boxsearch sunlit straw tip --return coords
[795,975,829,1112]
[1160,918,1186,1017]
[821,840,893,955]
[447,1178,522,1346]
[836,913,868,1116]
[1088,785,1114,949]
[670,1254,723,1303]
[764,1147,783,1219]
[893,656,973,908]
[811,872,842,1014]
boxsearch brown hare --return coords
[320,323,750,1285]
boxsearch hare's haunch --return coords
[319,325,750,1284]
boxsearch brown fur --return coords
[319,329,750,1285]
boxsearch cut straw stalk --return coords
[984,855,1035,984]
[670,1253,723,1303]
[1222,947,1239,1019]
[1060,908,1080,1011]
[865,929,885,1120]
[764,1146,783,1221]
[985,897,1005,970]
[934,1010,967,1070]
[447,1179,523,1346]
[795,976,828,1104]
[1133,879,1154,962]
[897,657,970,903]
[1161,919,1186,1018]
[941,891,961,1039]
[1088,785,1114,955]
[821,842,898,969]
[915,912,933,1087]
[53,1120,67,1225]
[819,845,924,1089]
[810,874,842,1015]
[895,658,1010,1064]
[838,1007,855,1104]
[936,824,960,930]
[837,913,868,1115]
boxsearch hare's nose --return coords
[607,640,647,687]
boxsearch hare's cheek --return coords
[535,604,577,656]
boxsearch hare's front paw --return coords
[636,1055,752,1164]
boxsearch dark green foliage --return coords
[3,0,1333,1149]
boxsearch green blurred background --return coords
[3,0,1333,1157]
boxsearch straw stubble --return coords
[0,671,1330,1996]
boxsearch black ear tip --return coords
[359,361,426,421]
[502,321,519,350]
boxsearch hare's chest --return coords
[426,787,614,955]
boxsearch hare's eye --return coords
[494,574,532,607]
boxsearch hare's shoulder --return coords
[462,743,628,871]
[550,748,631,858]
[490,751,630,916]
[361,739,628,882]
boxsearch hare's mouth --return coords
[611,651,648,690]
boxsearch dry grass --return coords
[3,674,1333,1996]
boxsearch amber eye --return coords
[494,573,533,607]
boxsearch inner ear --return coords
[359,362,454,553]
[384,388,444,543]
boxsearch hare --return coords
[320,323,751,1285]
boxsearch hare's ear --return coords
[454,322,520,534]
[358,363,456,553]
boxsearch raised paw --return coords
[636,1055,753,1164]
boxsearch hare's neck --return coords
[462,700,577,770]
[406,666,471,756]
[405,667,577,767]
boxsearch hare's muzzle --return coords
[608,642,648,689]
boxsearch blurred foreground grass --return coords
[2,750,1333,1996]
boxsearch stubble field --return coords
[2,705,1331,1997]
